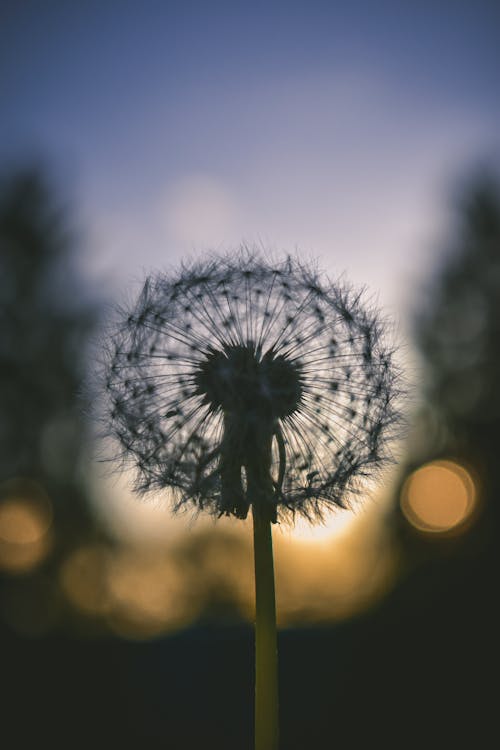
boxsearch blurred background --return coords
[1,2,499,747]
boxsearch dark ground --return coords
[3,543,496,750]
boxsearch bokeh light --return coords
[0,479,53,573]
[59,542,200,638]
[80,472,401,634]
[401,460,478,534]
[57,511,397,637]
[105,548,198,639]
[59,544,111,617]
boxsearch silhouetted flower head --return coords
[102,251,402,523]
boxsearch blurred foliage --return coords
[403,172,500,554]
[414,174,500,466]
[0,167,100,636]
[369,172,500,746]
[0,168,94,489]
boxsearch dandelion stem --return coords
[252,499,279,750]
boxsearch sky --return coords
[1,1,499,541]
[1,0,499,317]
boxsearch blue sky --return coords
[1,1,499,314]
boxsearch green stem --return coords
[252,501,279,750]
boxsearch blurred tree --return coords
[0,170,89,480]
[408,174,500,552]
[325,175,500,748]
[414,174,500,467]
[0,167,97,566]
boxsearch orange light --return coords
[0,480,53,573]
[0,534,51,573]
[0,499,51,544]
[59,544,111,616]
[401,460,477,534]
[105,549,198,639]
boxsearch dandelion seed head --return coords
[101,249,403,523]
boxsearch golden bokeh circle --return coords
[401,460,477,534]
[0,479,53,573]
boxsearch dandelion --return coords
[101,249,402,750]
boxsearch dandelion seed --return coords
[101,249,402,524]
